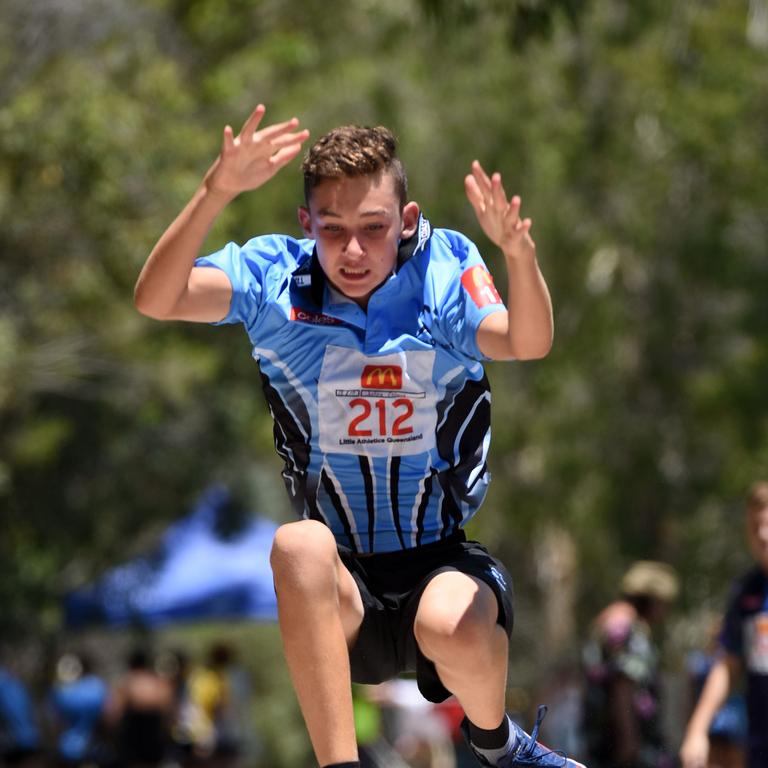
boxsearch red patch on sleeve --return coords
[460,265,503,308]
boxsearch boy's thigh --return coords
[406,540,515,637]
[403,542,514,702]
[414,569,501,636]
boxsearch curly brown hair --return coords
[301,125,408,209]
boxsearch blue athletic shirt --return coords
[720,567,768,760]
[49,675,108,761]
[0,667,40,752]
[196,215,507,553]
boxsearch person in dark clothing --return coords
[681,483,768,768]
[106,649,175,768]
[582,561,679,768]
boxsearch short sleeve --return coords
[195,235,305,327]
[428,229,507,361]
[194,241,264,326]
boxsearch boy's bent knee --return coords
[270,520,339,586]
[416,603,493,658]
[415,579,499,660]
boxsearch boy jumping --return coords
[134,104,583,768]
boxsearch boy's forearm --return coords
[684,657,735,738]
[134,179,232,319]
[502,249,553,359]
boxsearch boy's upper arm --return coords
[191,238,276,327]
[167,266,234,323]
[476,309,513,360]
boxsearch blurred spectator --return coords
[155,649,195,765]
[185,643,248,767]
[685,619,747,768]
[536,662,584,760]
[105,647,174,768]
[48,652,109,767]
[681,482,768,768]
[352,684,390,768]
[0,664,42,767]
[582,560,679,768]
[352,683,380,755]
[371,678,455,768]
[434,696,477,768]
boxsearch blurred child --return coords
[685,617,747,768]
[0,663,41,768]
[582,560,679,768]
[680,483,768,768]
[106,648,175,768]
[48,652,109,767]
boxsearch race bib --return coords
[318,346,437,456]
[744,611,768,674]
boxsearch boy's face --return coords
[298,171,419,310]
[747,504,768,573]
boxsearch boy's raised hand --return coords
[465,160,535,262]
[205,104,310,200]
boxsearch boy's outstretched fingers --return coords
[471,159,493,193]
[491,171,510,212]
[270,137,310,169]
[256,116,304,144]
[239,103,267,138]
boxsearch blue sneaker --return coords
[461,705,587,767]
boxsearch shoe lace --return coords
[510,705,568,767]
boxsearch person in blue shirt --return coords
[134,104,583,768]
[48,653,109,767]
[0,664,41,766]
[685,635,747,768]
[680,482,768,768]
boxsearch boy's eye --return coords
[323,224,342,232]
[366,223,385,231]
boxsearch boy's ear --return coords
[400,201,420,239]
[297,206,312,236]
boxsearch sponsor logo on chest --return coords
[361,365,403,390]
[290,306,342,326]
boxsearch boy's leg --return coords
[270,520,365,766]
[413,571,508,727]
[414,569,586,767]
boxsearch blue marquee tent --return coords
[64,486,279,628]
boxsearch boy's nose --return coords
[343,235,364,257]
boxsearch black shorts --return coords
[338,530,514,703]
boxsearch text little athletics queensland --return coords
[339,433,424,446]
[335,389,426,399]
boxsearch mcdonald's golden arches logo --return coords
[361,365,403,389]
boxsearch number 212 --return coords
[348,398,414,437]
